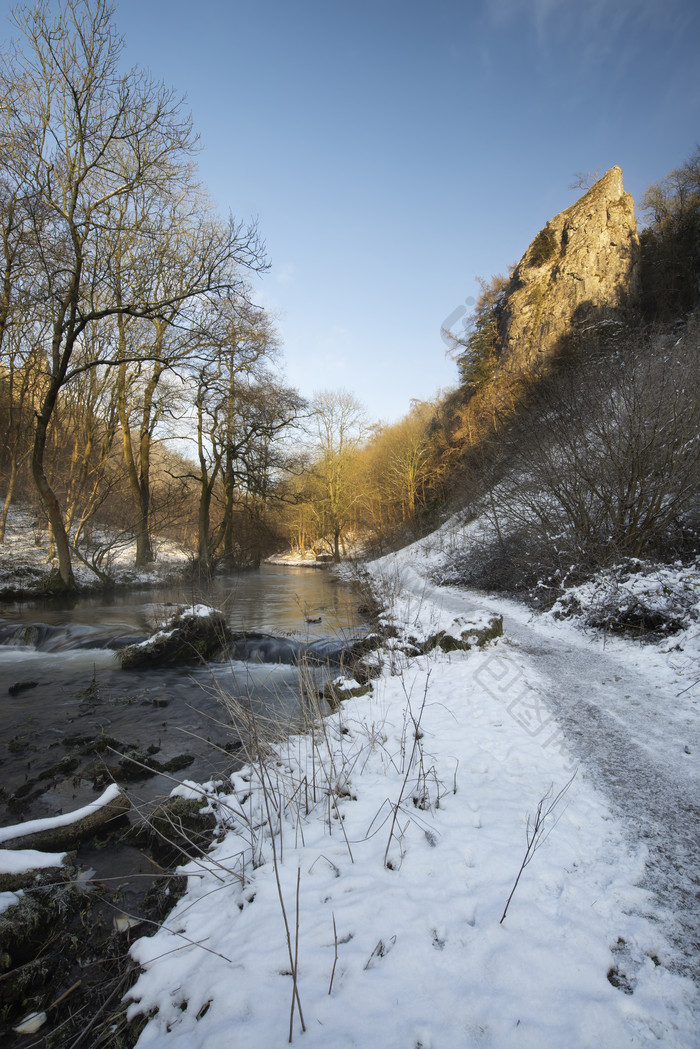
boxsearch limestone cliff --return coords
[499,166,640,371]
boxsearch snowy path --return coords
[380,559,700,981]
[505,615,699,978]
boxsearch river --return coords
[0,564,366,832]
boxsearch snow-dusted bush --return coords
[550,559,700,636]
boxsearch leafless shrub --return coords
[483,318,700,589]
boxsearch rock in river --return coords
[119,604,231,669]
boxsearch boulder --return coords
[120,604,231,669]
[323,677,372,710]
[426,613,503,653]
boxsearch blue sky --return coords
[4,0,699,422]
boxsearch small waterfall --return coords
[227,631,355,666]
[0,621,359,665]
[0,621,142,652]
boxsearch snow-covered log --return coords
[0,847,69,893]
[0,784,130,852]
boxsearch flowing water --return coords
[0,564,366,831]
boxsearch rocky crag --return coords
[499,166,640,371]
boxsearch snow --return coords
[0,784,122,844]
[125,523,700,1047]
[0,851,68,918]
[180,604,223,619]
[549,558,700,635]
[0,850,67,917]
[266,551,336,567]
[0,848,68,874]
[0,890,23,916]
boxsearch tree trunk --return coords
[222,456,236,564]
[32,392,76,591]
[0,454,18,543]
[197,478,213,571]
[134,374,157,566]
[116,354,154,568]
[134,481,154,566]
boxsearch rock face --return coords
[500,166,640,372]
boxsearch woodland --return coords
[0,0,699,596]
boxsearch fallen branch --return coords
[0,784,130,852]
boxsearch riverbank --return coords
[121,534,699,1047]
[265,550,336,568]
[0,504,364,599]
[0,505,191,601]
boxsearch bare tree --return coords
[0,0,265,588]
[0,334,44,541]
[568,169,601,192]
[108,185,267,566]
[641,145,700,319]
[194,297,271,571]
[0,175,39,538]
[309,389,367,561]
[194,296,304,569]
[372,402,432,524]
[228,377,306,564]
[57,337,120,536]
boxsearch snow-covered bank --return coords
[265,550,335,567]
[0,504,190,599]
[124,531,699,1048]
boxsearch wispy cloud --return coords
[487,0,565,40]
[485,0,690,63]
